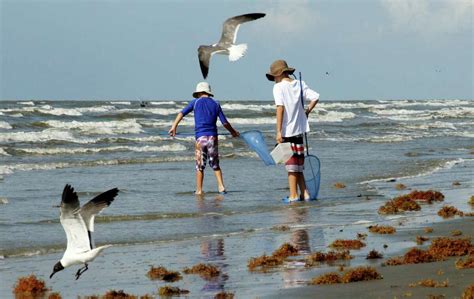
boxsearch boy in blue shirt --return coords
[169,82,239,195]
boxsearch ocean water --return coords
[0,99,472,297]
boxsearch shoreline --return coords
[265,217,474,299]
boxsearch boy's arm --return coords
[305,99,319,117]
[276,105,284,143]
[168,112,184,137]
[217,104,239,137]
[223,122,239,137]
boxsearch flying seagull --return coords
[50,184,119,280]
[198,13,265,79]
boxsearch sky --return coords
[1,0,472,101]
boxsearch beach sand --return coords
[266,217,474,299]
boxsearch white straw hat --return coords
[192,82,214,98]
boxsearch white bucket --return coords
[270,142,293,164]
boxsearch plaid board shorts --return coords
[195,135,220,171]
[282,135,305,173]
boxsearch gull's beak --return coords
[49,271,56,279]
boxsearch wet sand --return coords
[266,217,474,299]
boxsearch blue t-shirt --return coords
[181,97,229,139]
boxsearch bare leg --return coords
[213,169,226,193]
[196,170,204,195]
[297,173,309,200]
[75,263,88,280]
[288,172,299,199]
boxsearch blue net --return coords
[304,154,321,200]
[240,130,275,166]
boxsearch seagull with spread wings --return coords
[50,184,119,280]
[198,13,265,79]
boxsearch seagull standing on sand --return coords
[50,184,119,280]
[198,13,266,79]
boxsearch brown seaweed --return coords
[309,272,342,285]
[385,248,442,265]
[455,256,474,269]
[247,254,284,271]
[13,274,48,298]
[158,286,189,296]
[183,263,220,280]
[214,292,234,299]
[451,230,463,236]
[341,266,382,283]
[462,284,474,299]
[305,250,352,266]
[368,225,396,234]
[333,182,346,189]
[366,249,383,259]
[329,239,366,250]
[378,190,444,215]
[147,266,182,282]
[272,243,299,259]
[437,206,464,218]
[409,279,449,288]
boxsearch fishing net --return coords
[304,154,321,200]
[240,130,275,166]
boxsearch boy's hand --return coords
[231,130,240,138]
[168,127,176,137]
[276,132,283,143]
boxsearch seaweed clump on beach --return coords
[341,266,382,283]
[146,266,182,282]
[305,250,352,266]
[406,190,445,203]
[378,196,421,215]
[272,243,299,259]
[424,227,434,233]
[366,249,383,259]
[48,293,62,299]
[247,243,299,272]
[409,279,449,288]
[386,237,473,266]
[214,291,234,299]
[183,263,220,280]
[429,237,473,257]
[310,267,382,285]
[437,206,464,218]
[455,256,474,269]
[333,182,346,189]
[462,284,474,299]
[309,272,342,285]
[469,196,474,205]
[102,290,138,299]
[385,248,441,266]
[368,225,396,234]
[13,274,48,298]
[158,286,189,296]
[329,239,366,250]
[248,254,284,271]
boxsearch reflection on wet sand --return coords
[196,194,229,294]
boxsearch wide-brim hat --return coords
[266,59,295,81]
[192,81,214,98]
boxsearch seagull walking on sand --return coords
[50,184,119,280]
[198,13,266,79]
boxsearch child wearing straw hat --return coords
[266,60,320,203]
[169,82,239,195]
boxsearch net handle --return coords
[297,72,310,155]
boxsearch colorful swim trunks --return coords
[283,135,305,173]
[195,135,220,171]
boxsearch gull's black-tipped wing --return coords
[198,45,212,79]
[80,188,119,233]
[219,13,265,45]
